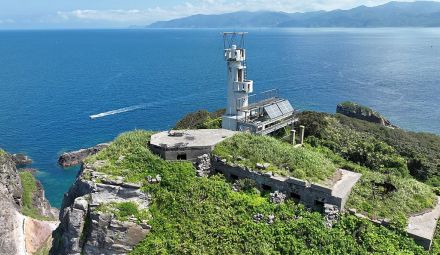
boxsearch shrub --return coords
[174,109,225,130]
[298,112,409,177]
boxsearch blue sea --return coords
[0,28,439,207]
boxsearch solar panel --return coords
[264,104,283,119]
[276,100,294,115]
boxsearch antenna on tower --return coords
[223,32,248,49]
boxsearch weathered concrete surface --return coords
[331,169,362,209]
[150,129,236,161]
[407,197,440,250]
[51,161,150,255]
[58,143,110,167]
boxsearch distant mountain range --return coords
[148,1,440,28]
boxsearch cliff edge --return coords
[0,150,58,255]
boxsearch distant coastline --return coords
[148,1,440,28]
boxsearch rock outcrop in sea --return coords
[58,143,110,167]
[0,151,58,254]
[11,153,32,166]
[51,160,150,255]
[336,101,396,127]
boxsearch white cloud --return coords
[0,18,15,24]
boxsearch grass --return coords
[83,130,431,254]
[19,171,52,220]
[347,171,437,227]
[96,201,150,222]
[213,133,337,183]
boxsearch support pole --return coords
[299,125,305,145]
[290,129,296,145]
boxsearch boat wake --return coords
[89,104,147,119]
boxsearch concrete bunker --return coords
[149,129,236,161]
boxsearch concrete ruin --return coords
[149,129,236,161]
[212,156,361,212]
[407,198,440,250]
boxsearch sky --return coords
[0,0,437,29]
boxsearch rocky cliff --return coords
[0,151,58,255]
[336,101,395,127]
[50,160,150,255]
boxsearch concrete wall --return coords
[212,157,345,212]
[149,144,213,162]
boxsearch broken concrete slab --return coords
[407,197,440,250]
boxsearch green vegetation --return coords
[86,131,432,254]
[19,171,52,220]
[213,133,336,183]
[96,201,150,222]
[0,148,5,156]
[174,109,224,130]
[296,111,438,227]
[34,237,52,255]
[300,112,408,177]
[347,170,436,226]
[297,111,440,186]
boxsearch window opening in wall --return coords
[177,153,187,160]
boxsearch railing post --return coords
[290,129,296,145]
[299,125,305,145]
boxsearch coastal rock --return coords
[11,153,33,166]
[0,153,23,207]
[51,162,150,255]
[33,179,59,219]
[83,212,150,254]
[336,101,395,127]
[0,151,58,254]
[58,143,110,168]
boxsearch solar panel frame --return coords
[277,100,294,115]
[264,104,283,119]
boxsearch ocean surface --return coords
[0,28,439,207]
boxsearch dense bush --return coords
[86,131,432,254]
[299,113,409,177]
[305,145,436,227]
[336,114,440,186]
[174,109,225,130]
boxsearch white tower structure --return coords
[222,32,254,131]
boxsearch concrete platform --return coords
[407,197,440,250]
[150,129,236,161]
